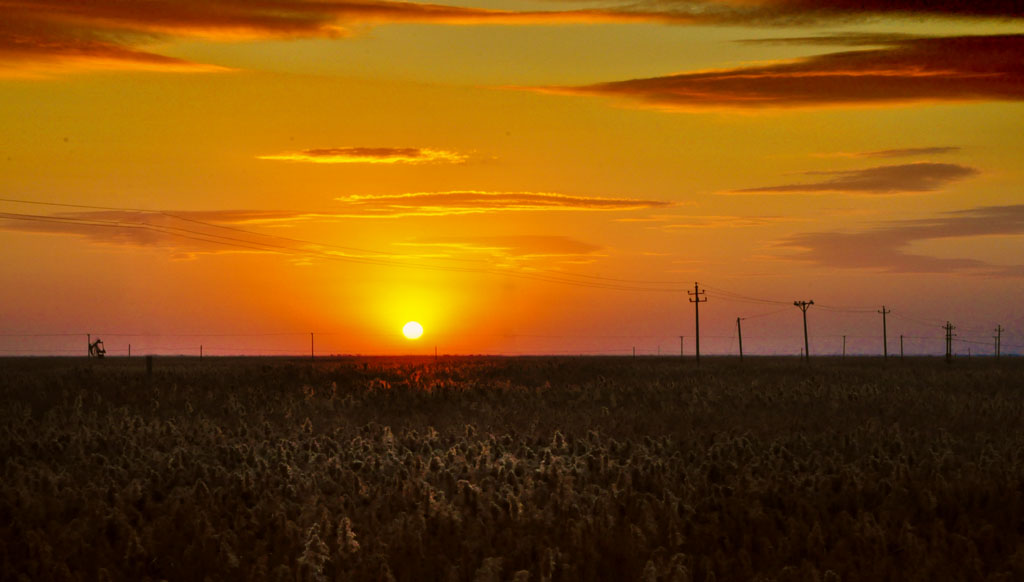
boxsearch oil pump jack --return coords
[87,334,106,358]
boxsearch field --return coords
[2,356,1024,581]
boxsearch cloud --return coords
[257,147,468,165]
[660,215,791,228]
[821,146,962,159]
[5,1,1022,76]
[634,1,1024,25]
[0,209,323,255]
[0,193,663,253]
[399,235,602,258]
[537,35,1024,110]
[333,191,671,217]
[778,205,1024,275]
[729,162,979,195]
[0,0,685,76]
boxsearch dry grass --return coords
[2,356,1023,581]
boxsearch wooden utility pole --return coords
[688,282,707,364]
[944,322,956,363]
[995,325,1004,360]
[128,344,131,358]
[900,335,904,361]
[87,333,91,358]
[737,318,745,362]
[310,332,314,360]
[679,336,684,358]
[794,300,814,362]
[200,345,203,360]
[879,306,891,360]
[842,335,846,359]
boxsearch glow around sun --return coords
[402,321,423,340]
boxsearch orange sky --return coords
[1,1,1022,356]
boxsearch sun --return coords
[402,321,424,340]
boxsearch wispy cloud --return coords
[778,205,1024,276]
[399,235,602,259]
[333,191,672,217]
[0,209,309,257]
[660,215,791,228]
[0,193,662,253]
[0,0,681,76]
[821,146,962,159]
[257,147,468,165]
[728,162,979,195]
[7,1,1021,77]
[536,35,1024,110]
[634,1,1024,25]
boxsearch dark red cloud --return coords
[636,0,1023,24]
[541,35,1024,109]
[731,162,979,195]
[0,0,664,75]
[6,1,1022,76]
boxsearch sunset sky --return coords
[2,0,1022,357]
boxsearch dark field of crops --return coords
[2,356,1024,581]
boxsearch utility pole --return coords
[794,300,814,362]
[87,333,91,358]
[995,325,1004,360]
[944,322,956,364]
[200,345,203,360]
[900,335,904,361]
[842,335,846,359]
[879,306,891,360]
[679,336,684,358]
[737,318,745,362]
[128,344,131,359]
[310,332,314,361]
[688,282,707,364]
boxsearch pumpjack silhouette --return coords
[88,336,106,358]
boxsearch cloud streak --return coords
[7,1,1022,76]
[0,0,682,76]
[778,205,1024,276]
[399,235,603,259]
[258,147,469,164]
[333,191,671,217]
[0,209,321,256]
[660,215,792,228]
[538,35,1024,110]
[821,146,962,159]
[0,192,664,253]
[730,162,979,195]
[627,1,1024,25]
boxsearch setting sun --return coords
[402,321,424,340]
